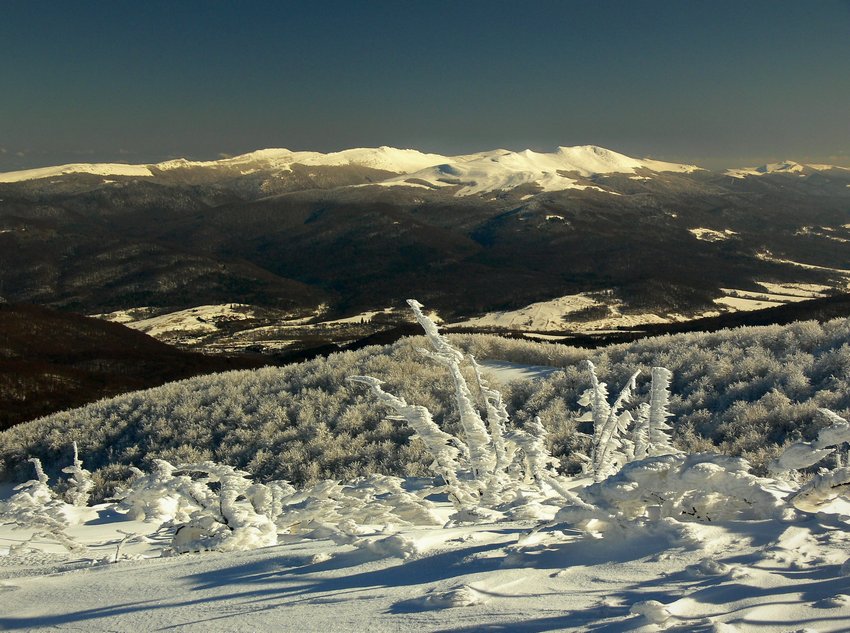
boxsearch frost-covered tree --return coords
[350,300,575,516]
[408,300,496,482]
[632,368,678,460]
[578,361,640,481]
[347,375,476,507]
[62,441,94,507]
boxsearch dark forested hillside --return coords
[1,162,849,320]
[0,303,267,430]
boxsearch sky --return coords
[1,0,848,171]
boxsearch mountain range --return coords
[1,144,849,349]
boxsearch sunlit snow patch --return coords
[689,227,737,242]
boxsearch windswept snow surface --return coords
[5,492,850,631]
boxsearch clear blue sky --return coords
[2,0,848,170]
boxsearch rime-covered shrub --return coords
[2,317,850,495]
[0,458,90,552]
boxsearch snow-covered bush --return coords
[0,458,88,552]
[351,300,582,518]
[62,441,94,507]
[2,317,850,495]
[563,453,787,527]
[118,461,277,552]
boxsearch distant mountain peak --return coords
[378,145,701,196]
[725,160,849,178]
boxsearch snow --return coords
[91,307,156,324]
[715,284,835,312]
[689,227,737,242]
[377,145,701,196]
[452,293,604,330]
[126,304,255,338]
[715,295,786,311]
[450,293,697,333]
[154,146,453,175]
[6,486,850,632]
[726,161,850,178]
[0,147,455,183]
[6,307,850,630]
[479,360,562,385]
[756,252,850,288]
[755,281,831,299]
[0,162,154,183]
[319,307,394,325]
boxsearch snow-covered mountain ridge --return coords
[6,145,849,196]
[378,145,702,196]
[726,160,850,178]
[0,146,451,183]
[0,144,699,191]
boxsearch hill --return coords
[0,303,268,430]
[2,314,848,495]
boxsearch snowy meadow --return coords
[3,301,850,631]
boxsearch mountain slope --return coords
[0,303,267,430]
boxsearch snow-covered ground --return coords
[452,293,605,330]
[480,359,562,385]
[0,162,155,183]
[6,485,850,631]
[449,294,707,333]
[451,280,836,334]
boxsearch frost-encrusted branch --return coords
[347,375,474,506]
[470,356,511,478]
[646,367,678,457]
[407,299,463,362]
[420,348,496,481]
[770,409,850,477]
[579,361,640,481]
